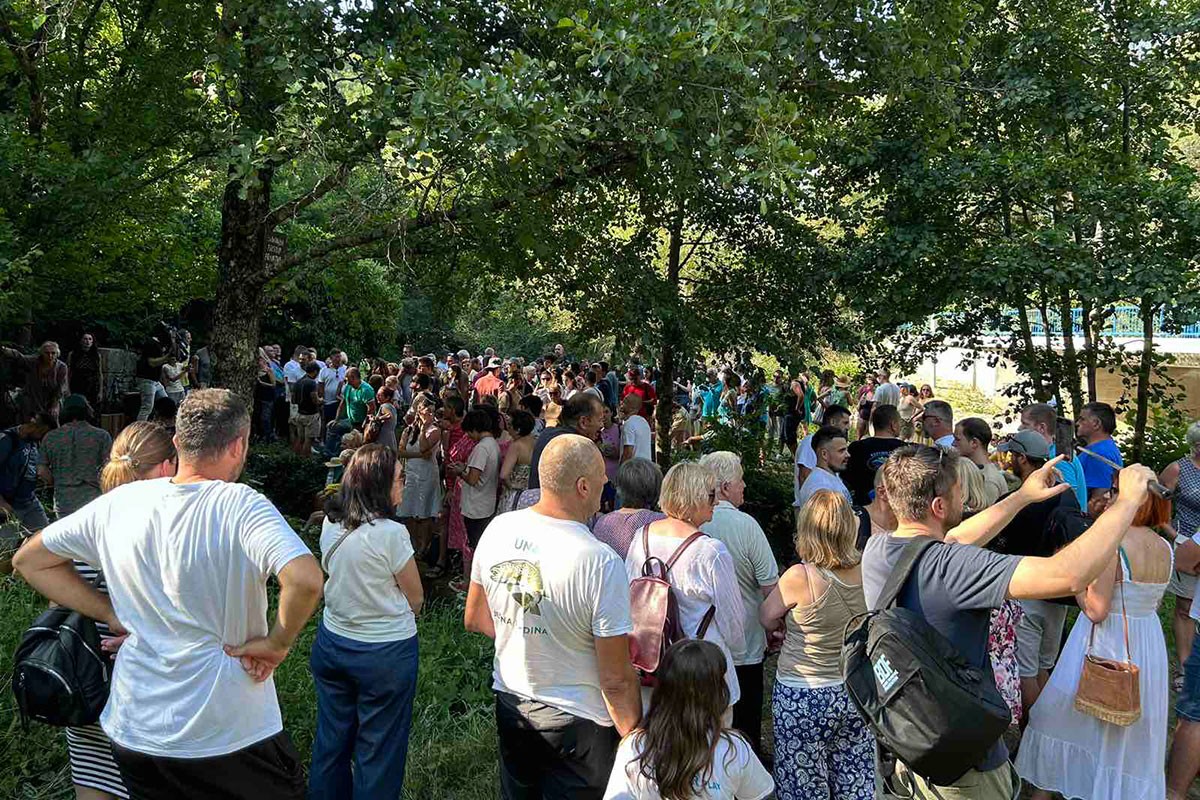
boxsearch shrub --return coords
[1118,407,1191,475]
[242,444,328,518]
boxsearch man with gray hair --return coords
[15,389,323,798]
[919,399,955,448]
[699,450,779,757]
[465,434,641,797]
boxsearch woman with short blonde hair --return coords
[657,460,717,522]
[954,456,989,515]
[625,460,746,708]
[762,489,873,799]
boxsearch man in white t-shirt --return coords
[794,405,852,503]
[796,426,851,511]
[317,351,345,432]
[699,451,779,758]
[465,434,641,797]
[620,394,653,462]
[14,389,323,799]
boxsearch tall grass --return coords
[1,575,499,799]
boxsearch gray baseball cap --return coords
[997,430,1051,460]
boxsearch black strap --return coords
[874,536,938,611]
[696,605,716,638]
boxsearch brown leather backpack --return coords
[628,527,715,687]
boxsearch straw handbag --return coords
[1074,550,1141,726]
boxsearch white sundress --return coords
[1015,542,1172,800]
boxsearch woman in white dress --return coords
[1016,486,1173,800]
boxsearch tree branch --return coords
[278,152,633,271]
[265,161,355,228]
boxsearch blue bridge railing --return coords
[984,306,1200,339]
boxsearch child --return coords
[604,640,773,800]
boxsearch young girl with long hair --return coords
[603,639,773,799]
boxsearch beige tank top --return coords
[776,565,866,688]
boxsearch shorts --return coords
[894,762,1014,800]
[465,516,492,549]
[1169,536,1198,599]
[112,731,304,800]
[291,412,321,440]
[1016,600,1067,678]
[1177,622,1200,722]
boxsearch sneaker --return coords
[448,579,469,594]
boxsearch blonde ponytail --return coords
[101,422,176,493]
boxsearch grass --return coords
[0,575,499,800]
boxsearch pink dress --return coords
[447,435,477,557]
[448,437,511,559]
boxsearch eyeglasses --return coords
[708,490,718,506]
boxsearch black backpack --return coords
[12,576,111,727]
[841,537,1011,787]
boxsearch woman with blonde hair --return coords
[66,421,176,800]
[624,461,746,710]
[760,489,873,800]
[954,455,989,516]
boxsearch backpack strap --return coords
[321,526,357,572]
[696,605,716,638]
[664,531,707,572]
[874,536,938,611]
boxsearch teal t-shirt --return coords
[1048,442,1089,510]
[342,382,376,425]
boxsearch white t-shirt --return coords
[604,731,773,800]
[318,365,342,404]
[40,478,311,758]
[319,517,417,643]
[793,434,817,506]
[462,435,501,519]
[471,509,634,725]
[625,532,746,705]
[622,414,653,461]
[701,503,779,665]
[283,359,304,386]
[796,467,851,509]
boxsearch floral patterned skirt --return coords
[988,599,1025,725]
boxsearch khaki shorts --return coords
[291,412,321,440]
[892,762,1015,800]
[1016,599,1067,678]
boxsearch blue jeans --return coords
[308,624,419,800]
[1178,621,1200,722]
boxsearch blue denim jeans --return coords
[1177,621,1200,722]
[308,624,419,800]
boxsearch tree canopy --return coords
[2,0,1198,452]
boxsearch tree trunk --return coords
[1132,297,1155,461]
[1081,296,1098,403]
[210,170,273,399]
[1058,290,1082,417]
[655,209,684,470]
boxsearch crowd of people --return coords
[7,336,1200,800]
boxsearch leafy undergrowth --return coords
[0,576,499,799]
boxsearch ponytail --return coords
[101,421,176,493]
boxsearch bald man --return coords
[620,394,652,462]
[465,435,641,797]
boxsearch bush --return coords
[242,444,328,518]
[1118,408,1191,475]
